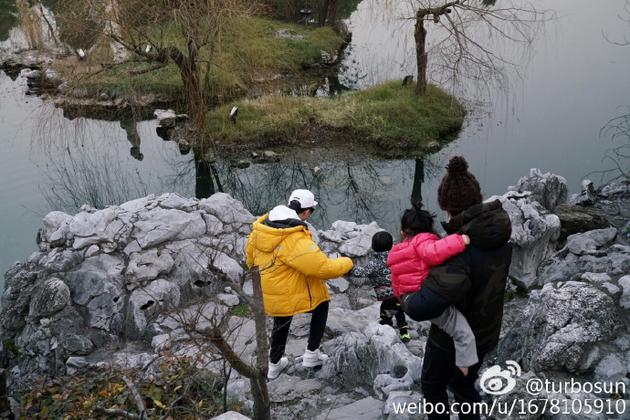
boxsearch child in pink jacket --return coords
[387,204,477,375]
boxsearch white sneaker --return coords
[302,348,329,368]
[267,357,288,380]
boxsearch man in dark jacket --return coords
[418,156,513,420]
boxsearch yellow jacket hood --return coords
[248,209,310,253]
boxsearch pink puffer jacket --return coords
[387,233,466,298]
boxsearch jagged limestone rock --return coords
[509,168,568,211]
[498,281,621,373]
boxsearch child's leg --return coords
[394,307,408,335]
[379,299,395,326]
[430,306,478,369]
[400,286,450,322]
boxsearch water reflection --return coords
[37,122,435,234]
[411,158,425,207]
[195,157,216,199]
[26,95,433,234]
[119,118,143,161]
[339,0,416,88]
[37,117,150,210]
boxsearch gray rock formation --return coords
[571,179,630,234]
[566,227,617,255]
[489,191,561,289]
[498,281,621,372]
[496,180,630,417]
[27,278,70,319]
[2,173,629,419]
[492,169,626,290]
[321,322,424,398]
[620,275,630,310]
[211,411,251,420]
[509,168,568,211]
[537,239,630,286]
[154,109,177,127]
[569,179,599,205]
[1,192,256,389]
[320,221,382,257]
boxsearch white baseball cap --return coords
[288,189,318,208]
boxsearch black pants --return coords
[421,340,485,420]
[401,286,450,322]
[269,301,329,364]
[379,297,408,333]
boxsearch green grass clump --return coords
[75,62,184,98]
[230,304,250,317]
[207,82,465,152]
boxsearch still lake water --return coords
[1,0,630,284]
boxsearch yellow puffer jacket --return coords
[246,214,353,317]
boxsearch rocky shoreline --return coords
[1,171,629,419]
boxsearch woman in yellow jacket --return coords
[246,189,353,380]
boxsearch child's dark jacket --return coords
[348,251,394,301]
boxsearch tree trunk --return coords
[327,0,337,25]
[319,0,330,26]
[250,375,271,420]
[318,0,337,26]
[169,41,208,147]
[414,12,428,96]
[250,267,271,420]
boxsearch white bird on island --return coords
[76,48,86,60]
[145,44,152,54]
[229,106,238,124]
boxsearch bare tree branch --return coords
[409,0,548,96]
[122,375,146,418]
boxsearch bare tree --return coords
[55,0,254,149]
[595,107,630,182]
[123,239,273,418]
[408,0,543,96]
[202,267,271,420]
[593,0,630,182]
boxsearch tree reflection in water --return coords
[119,117,143,161]
[40,134,150,211]
[160,141,430,229]
[35,102,441,232]
[411,157,425,207]
[35,109,150,211]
